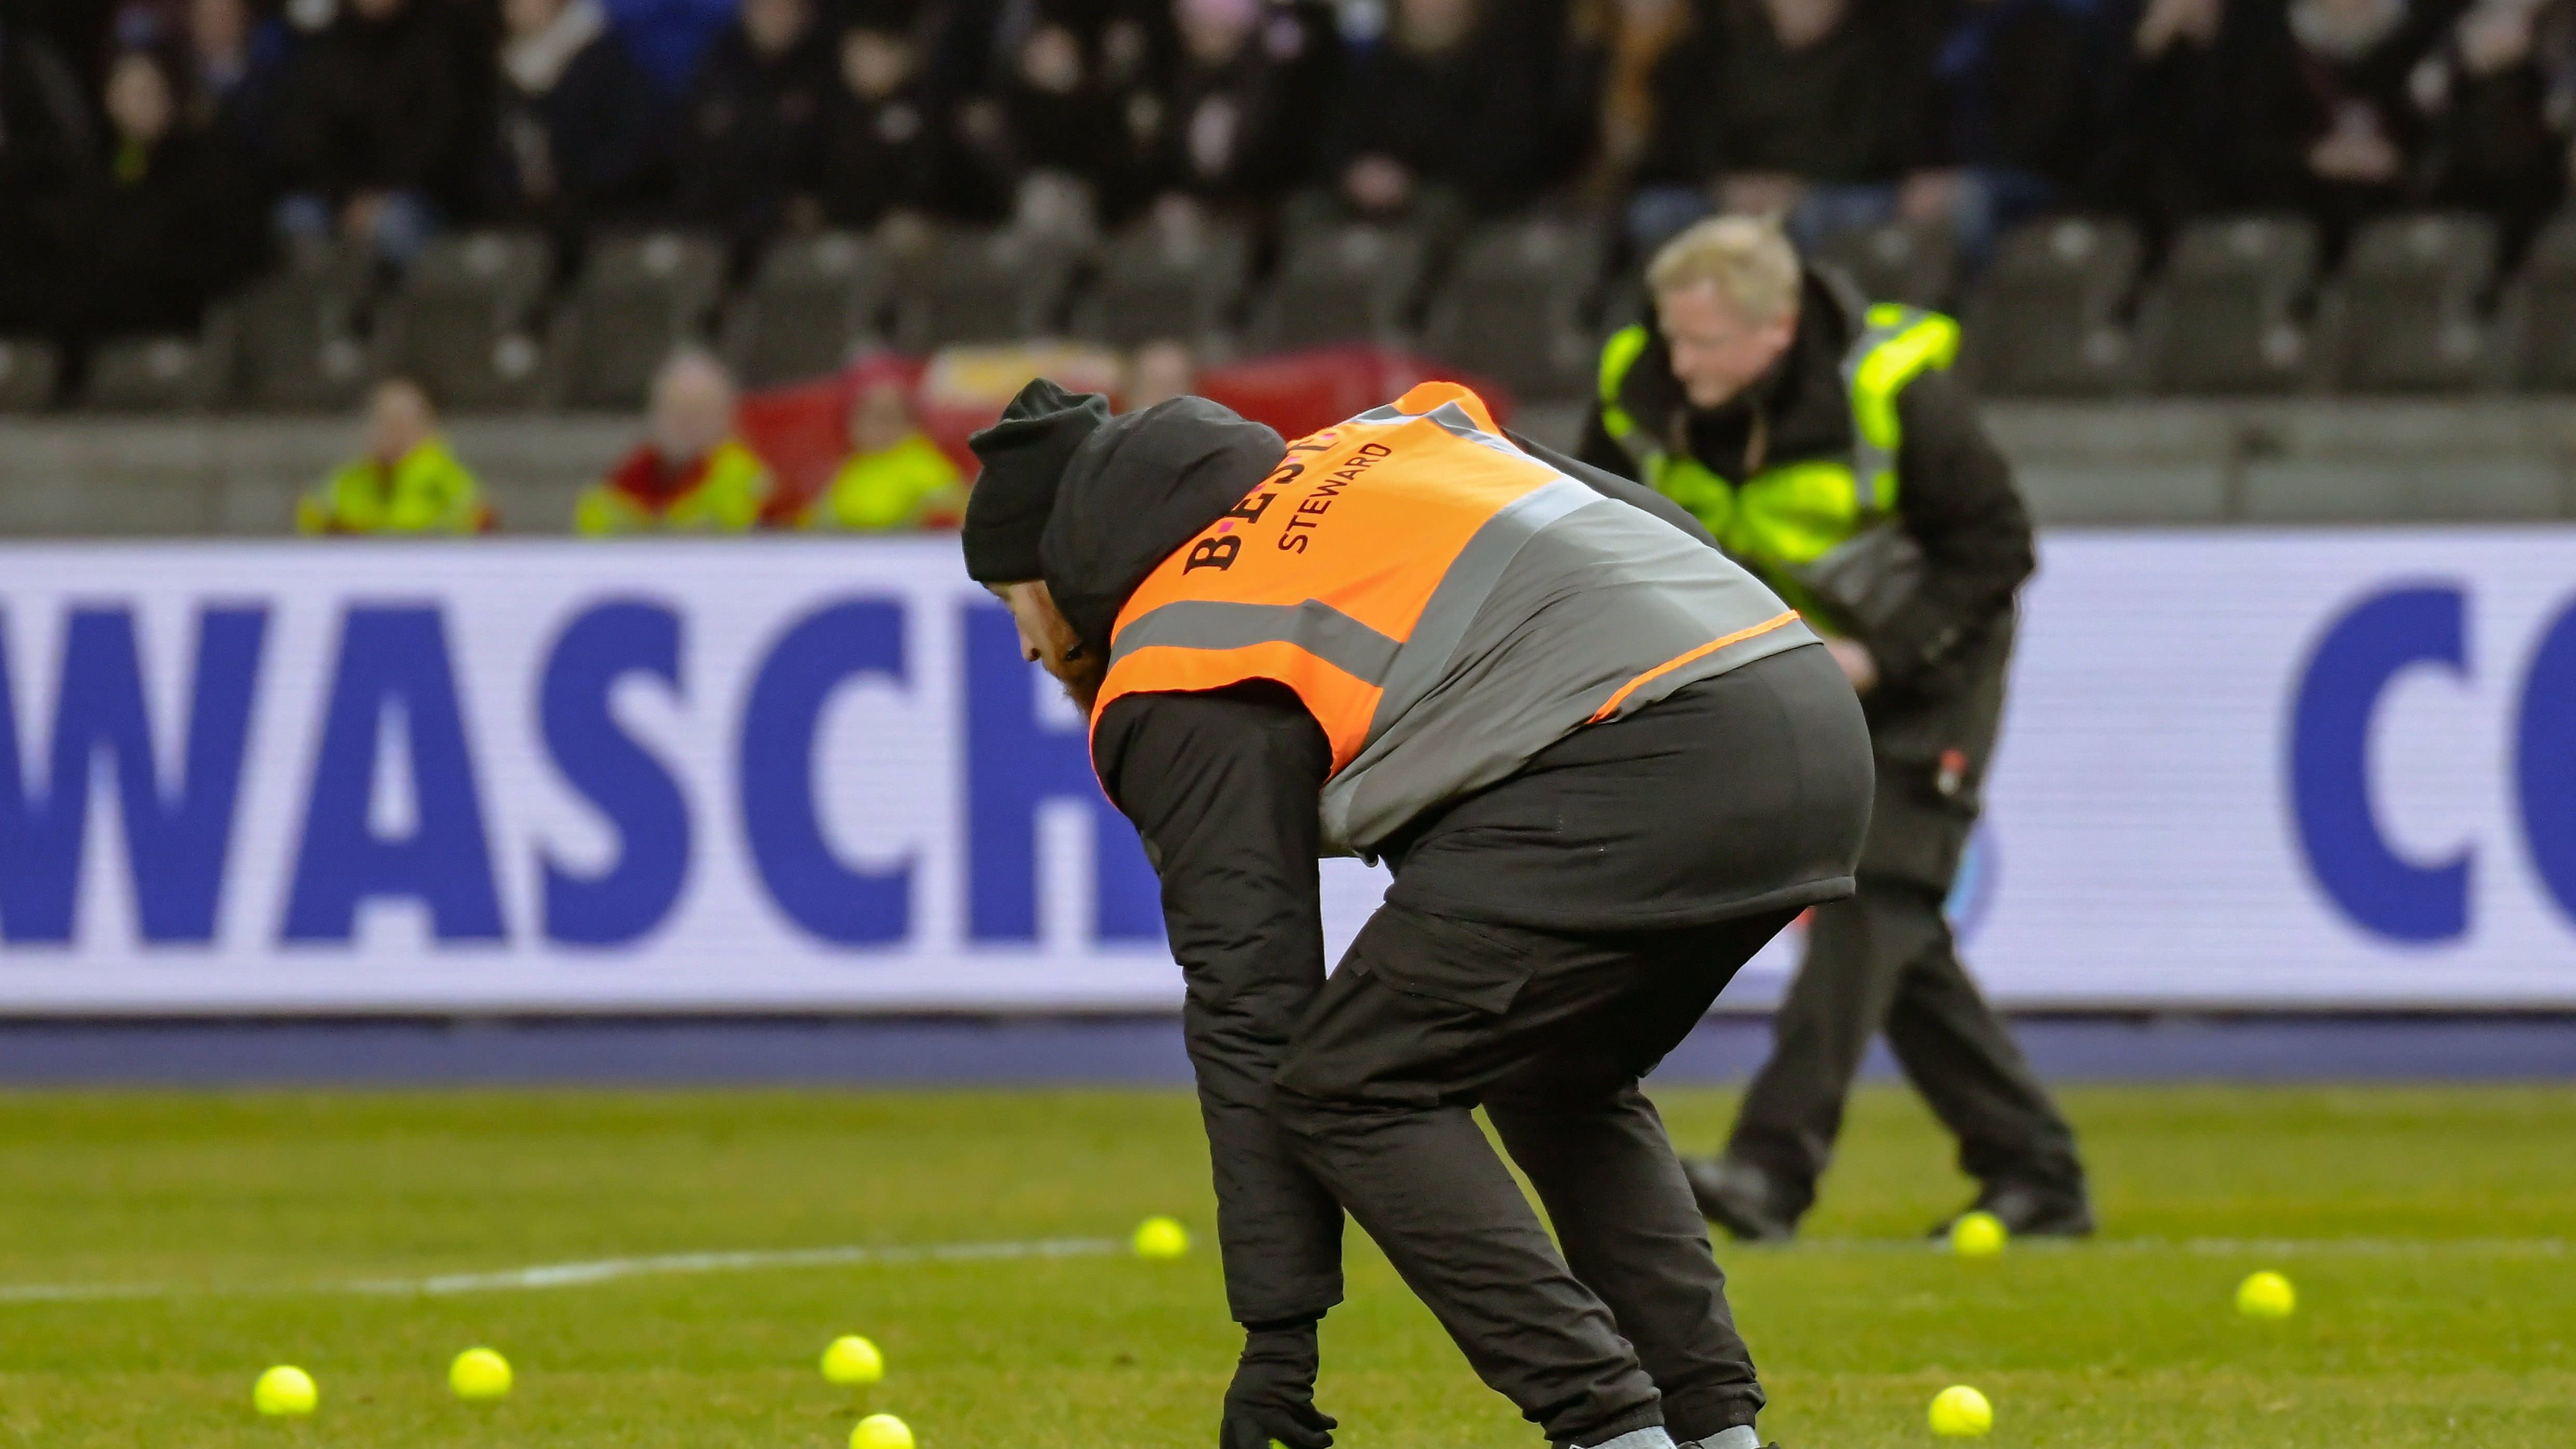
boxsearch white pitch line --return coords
[11,1233,2566,1307]
[0,1235,1124,1306]
[1762,1236,2571,1257]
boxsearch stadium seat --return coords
[1072,215,1253,350]
[550,229,726,409]
[0,338,58,411]
[219,245,374,411]
[82,334,219,412]
[2141,214,2321,394]
[1253,221,1432,350]
[1812,218,1959,310]
[1961,215,2144,396]
[2505,212,2576,390]
[885,226,1081,352]
[1421,216,1606,400]
[730,231,889,387]
[376,231,554,411]
[2322,212,2500,394]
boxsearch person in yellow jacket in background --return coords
[576,350,775,533]
[297,378,494,534]
[803,375,964,530]
[1582,215,2091,1245]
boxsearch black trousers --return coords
[1725,879,2085,1217]
[1270,903,1801,1449]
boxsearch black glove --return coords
[1218,1317,1335,1449]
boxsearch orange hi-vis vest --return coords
[1091,381,1820,858]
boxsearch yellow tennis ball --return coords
[448,1347,511,1401]
[821,1334,885,1385]
[2237,1269,2296,1319]
[1928,1384,1992,1437]
[252,1365,317,1417]
[851,1412,915,1449]
[1132,1216,1190,1260]
[1949,1211,2007,1259]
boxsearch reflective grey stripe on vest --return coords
[1839,309,1924,516]
[1109,598,1402,683]
[1363,476,1602,738]
[1350,398,1529,463]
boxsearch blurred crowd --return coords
[294,353,981,532]
[7,0,2576,371]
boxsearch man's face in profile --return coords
[991,580,1106,713]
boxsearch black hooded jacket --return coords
[1048,397,1856,1325]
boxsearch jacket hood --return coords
[1039,395,1287,656]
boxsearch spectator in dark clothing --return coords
[674,0,832,265]
[2084,0,2236,242]
[602,0,736,91]
[2220,0,2464,251]
[186,0,293,172]
[1912,0,2096,268]
[2416,0,2565,248]
[1564,0,1698,197]
[1321,0,1560,222]
[816,16,948,226]
[949,3,1146,231]
[493,0,667,251]
[0,10,97,336]
[1627,0,1939,253]
[1131,0,1305,211]
[272,0,475,267]
[17,0,115,86]
[58,46,267,354]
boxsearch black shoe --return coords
[1928,1180,2096,1240]
[1681,1156,1798,1242]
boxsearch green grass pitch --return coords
[4,1084,2572,1447]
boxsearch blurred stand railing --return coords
[4,398,2576,536]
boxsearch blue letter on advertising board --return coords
[281,606,506,942]
[541,600,692,946]
[0,606,266,944]
[2289,585,2471,943]
[2517,598,2576,923]
[962,604,1160,942]
[738,598,912,944]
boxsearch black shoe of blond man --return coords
[1926,1179,2096,1240]
[1680,1156,1799,1242]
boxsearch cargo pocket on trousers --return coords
[1346,906,1541,1017]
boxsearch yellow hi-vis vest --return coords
[802,434,966,530]
[573,439,772,534]
[1093,382,1816,857]
[296,439,490,534]
[1596,303,1960,625]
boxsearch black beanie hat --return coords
[962,378,1112,584]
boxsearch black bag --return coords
[1792,520,1923,634]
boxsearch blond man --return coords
[1581,215,2091,1242]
